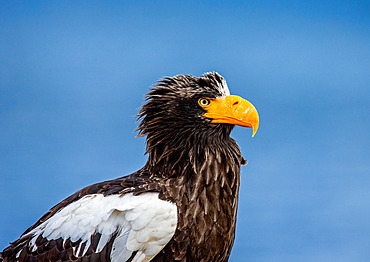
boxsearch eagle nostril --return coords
[233,101,239,106]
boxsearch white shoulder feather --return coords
[24,192,177,262]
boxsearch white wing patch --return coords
[24,193,177,262]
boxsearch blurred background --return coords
[0,1,369,261]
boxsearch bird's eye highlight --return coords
[198,98,210,107]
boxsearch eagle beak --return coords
[204,95,259,137]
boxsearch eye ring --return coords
[198,98,211,107]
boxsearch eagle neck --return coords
[144,125,243,177]
[146,126,245,261]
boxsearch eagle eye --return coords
[198,98,210,107]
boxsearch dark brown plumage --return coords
[1,72,259,262]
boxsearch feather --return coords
[2,72,251,262]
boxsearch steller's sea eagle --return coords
[1,72,259,262]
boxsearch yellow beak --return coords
[203,95,259,137]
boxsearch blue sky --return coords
[0,1,369,261]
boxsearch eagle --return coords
[1,72,259,262]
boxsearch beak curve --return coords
[203,95,259,137]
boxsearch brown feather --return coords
[2,73,247,262]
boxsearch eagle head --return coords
[136,72,259,175]
[137,72,259,141]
